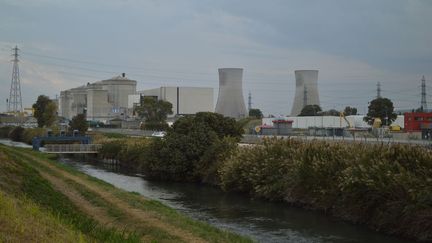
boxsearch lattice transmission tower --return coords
[376,82,381,98]
[248,91,252,111]
[8,45,22,114]
[421,75,427,111]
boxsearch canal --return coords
[59,157,411,243]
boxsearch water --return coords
[0,138,32,148]
[57,157,412,243]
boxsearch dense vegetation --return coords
[4,111,428,241]
[135,96,173,131]
[99,112,242,184]
[220,139,432,241]
[99,123,432,241]
[32,95,57,128]
[0,126,46,144]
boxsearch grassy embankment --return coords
[0,145,251,243]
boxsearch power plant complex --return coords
[215,68,248,119]
[58,68,321,122]
[290,70,320,116]
[59,73,137,122]
[128,86,214,117]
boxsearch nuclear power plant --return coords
[59,74,137,122]
[290,70,320,116]
[128,86,214,117]
[215,68,247,119]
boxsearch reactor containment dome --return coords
[290,70,320,116]
[215,68,247,119]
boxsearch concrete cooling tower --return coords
[290,70,320,116]
[215,68,247,119]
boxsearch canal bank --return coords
[59,156,413,243]
[0,144,250,242]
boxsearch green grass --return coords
[0,145,253,243]
[0,191,86,242]
[0,145,140,242]
[101,132,129,139]
[114,190,252,243]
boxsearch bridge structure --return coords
[44,144,102,154]
[32,135,101,154]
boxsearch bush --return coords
[22,128,46,145]
[98,140,124,160]
[0,126,13,138]
[8,127,25,142]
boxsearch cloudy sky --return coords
[0,0,431,115]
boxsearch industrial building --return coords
[262,115,405,129]
[215,68,247,119]
[290,70,321,116]
[59,74,137,122]
[128,86,214,117]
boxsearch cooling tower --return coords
[290,70,320,116]
[215,68,247,119]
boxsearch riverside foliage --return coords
[100,135,432,241]
[99,112,242,183]
[220,139,432,241]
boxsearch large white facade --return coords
[262,115,405,129]
[291,70,320,116]
[59,74,137,122]
[131,86,214,116]
[215,68,247,119]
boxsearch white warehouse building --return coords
[262,115,405,129]
[59,74,137,122]
[128,86,214,117]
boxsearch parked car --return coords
[151,131,166,138]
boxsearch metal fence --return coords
[44,144,102,153]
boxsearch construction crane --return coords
[339,112,353,128]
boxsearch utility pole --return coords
[8,45,23,114]
[248,91,252,111]
[303,85,308,108]
[376,82,381,99]
[421,75,427,111]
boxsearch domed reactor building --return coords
[215,68,247,119]
[290,70,320,116]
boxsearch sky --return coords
[0,0,431,116]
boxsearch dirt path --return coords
[21,152,207,243]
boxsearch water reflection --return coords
[58,157,411,243]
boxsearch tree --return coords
[344,106,358,116]
[143,112,242,182]
[69,114,89,134]
[135,97,173,130]
[33,95,57,128]
[249,108,263,118]
[299,105,322,116]
[364,97,397,126]
[321,109,339,116]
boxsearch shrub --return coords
[8,127,25,142]
[22,128,46,145]
[0,126,13,138]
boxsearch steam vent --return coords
[215,68,247,119]
[290,70,320,116]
